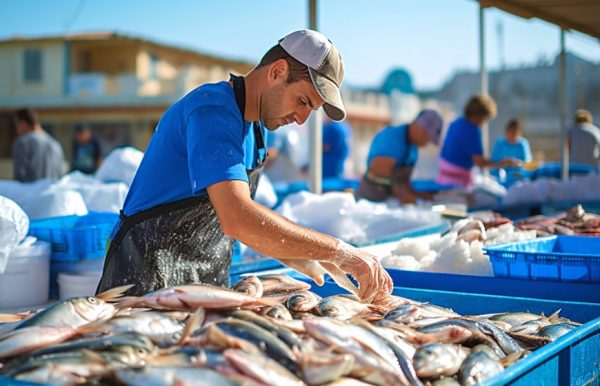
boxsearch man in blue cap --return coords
[97,30,393,304]
[358,109,443,203]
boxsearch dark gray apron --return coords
[96,75,267,296]
[357,125,415,202]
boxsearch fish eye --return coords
[88,297,97,303]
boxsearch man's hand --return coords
[501,158,522,167]
[330,241,393,305]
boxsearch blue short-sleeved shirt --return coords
[440,117,483,169]
[122,81,266,217]
[366,124,417,168]
[323,121,350,178]
[491,137,532,163]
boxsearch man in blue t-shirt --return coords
[322,118,351,178]
[491,119,532,164]
[358,109,443,203]
[96,30,392,304]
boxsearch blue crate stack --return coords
[28,212,118,297]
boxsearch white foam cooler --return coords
[58,270,103,300]
[0,241,50,309]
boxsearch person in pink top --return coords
[437,95,520,187]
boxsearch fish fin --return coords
[546,309,562,323]
[509,324,531,333]
[0,314,26,323]
[178,307,205,345]
[96,284,135,301]
[320,262,360,297]
[500,351,525,367]
[206,324,258,353]
[80,348,108,364]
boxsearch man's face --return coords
[260,78,324,131]
[506,127,520,143]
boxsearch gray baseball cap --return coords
[414,109,444,145]
[279,29,346,121]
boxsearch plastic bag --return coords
[0,196,29,273]
[95,146,144,187]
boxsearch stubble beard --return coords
[260,83,286,130]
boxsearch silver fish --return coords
[413,343,469,379]
[224,348,305,386]
[115,366,244,386]
[258,274,311,295]
[231,276,264,298]
[458,351,504,386]
[287,291,321,313]
[299,351,354,385]
[98,311,184,346]
[117,283,280,311]
[537,323,578,340]
[261,304,293,321]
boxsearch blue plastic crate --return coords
[532,162,599,181]
[384,269,600,303]
[306,279,600,386]
[28,212,119,262]
[484,235,600,283]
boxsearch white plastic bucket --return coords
[58,271,103,300]
[0,241,50,309]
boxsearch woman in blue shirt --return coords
[437,95,520,188]
[358,109,443,203]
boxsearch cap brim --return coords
[309,68,346,121]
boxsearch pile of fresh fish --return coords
[0,274,581,386]
[517,205,600,237]
[381,219,536,276]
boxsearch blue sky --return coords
[1,0,599,90]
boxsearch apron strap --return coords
[229,73,268,167]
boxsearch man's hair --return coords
[464,95,497,119]
[575,109,593,124]
[257,44,311,84]
[15,108,39,126]
[506,118,522,133]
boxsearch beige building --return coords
[0,32,254,178]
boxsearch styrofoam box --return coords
[0,241,50,309]
[58,271,103,300]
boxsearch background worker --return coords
[358,109,443,203]
[12,108,65,182]
[436,95,520,188]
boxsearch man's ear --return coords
[268,59,289,84]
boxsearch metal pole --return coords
[560,29,569,181]
[479,4,489,161]
[308,0,323,194]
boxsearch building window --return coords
[78,50,92,73]
[149,54,159,79]
[23,49,42,82]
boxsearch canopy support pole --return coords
[308,0,323,194]
[559,28,569,182]
[479,4,490,177]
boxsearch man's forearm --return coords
[226,200,340,261]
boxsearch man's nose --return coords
[295,107,311,125]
